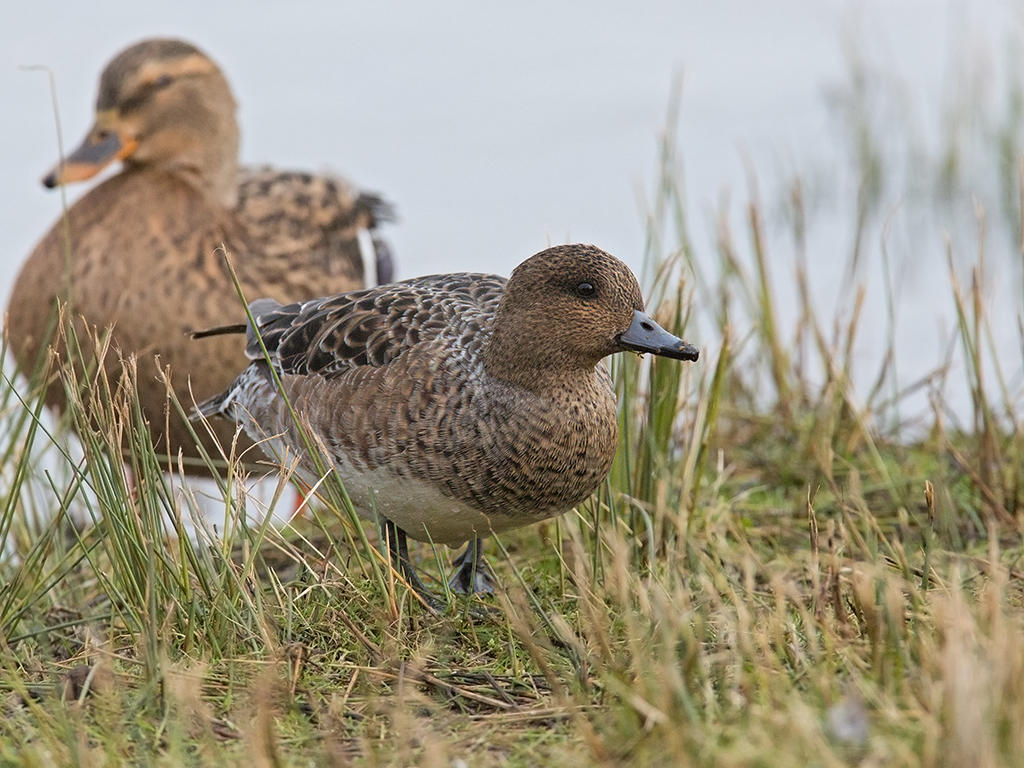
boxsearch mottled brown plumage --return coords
[5,38,394,472]
[197,244,699,597]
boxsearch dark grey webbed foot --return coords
[382,518,445,611]
[448,537,496,595]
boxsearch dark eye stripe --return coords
[119,73,181,112]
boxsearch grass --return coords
[2,67,1024,768]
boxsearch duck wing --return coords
[246,274,507,378]
[234,167,396,287]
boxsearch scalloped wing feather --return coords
[245,273,507,378]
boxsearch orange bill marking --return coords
[42,127,138,188]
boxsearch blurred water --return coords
[1,0,1021,424]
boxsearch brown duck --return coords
[195,244,699,601]
[5,38,394,472]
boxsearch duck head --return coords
[485,244,699,389]
[42,38,240,206]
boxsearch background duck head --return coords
[42,38,239,206]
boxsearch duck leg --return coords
[448,537,496,594]
[381,518,443,608]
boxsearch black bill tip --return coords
[617,309,699,362]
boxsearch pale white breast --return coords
[322,460,509,547]
[246,420,518,547]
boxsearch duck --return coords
[5,38,394,473]
[193,244,699,602]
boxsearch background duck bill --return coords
[42,131,130,188]
[618,309,699,361]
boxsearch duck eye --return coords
[152,74,173,90]
[576,281,595,298]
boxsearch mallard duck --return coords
[195,244,699,602]
[5,38,394,473]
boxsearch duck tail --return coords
[355,192,397,225]
[191,388,233,421]
[191,298,283,349]
[191,323,248,340]
[190,361,274,422]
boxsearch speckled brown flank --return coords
[5,37,395,474]
[201,244,697,549]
